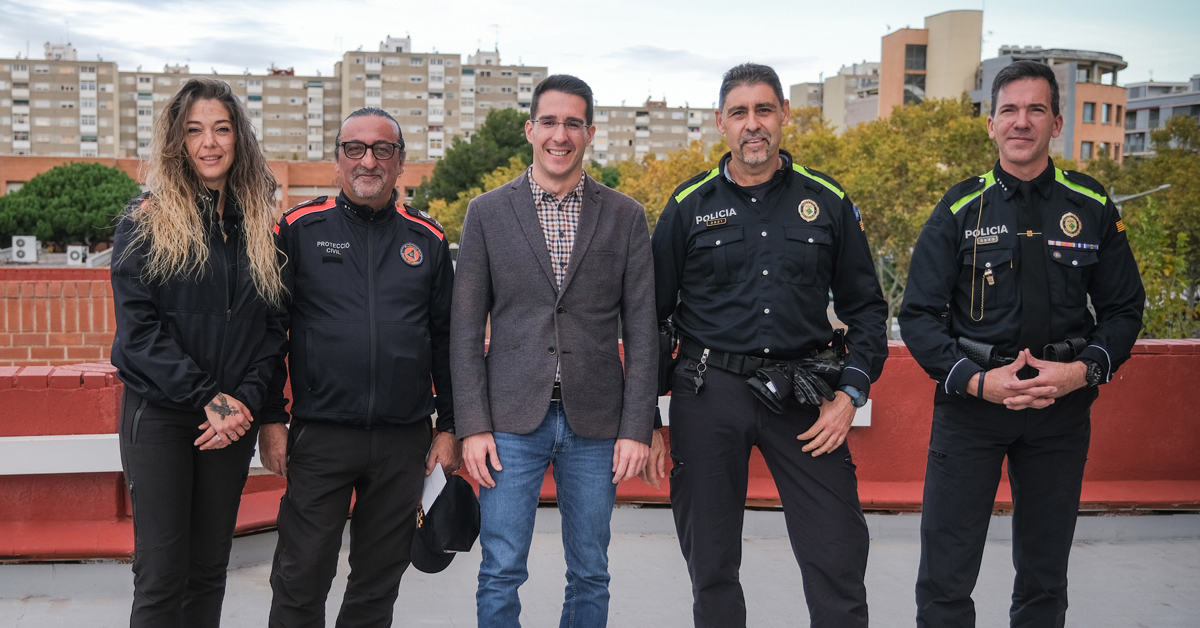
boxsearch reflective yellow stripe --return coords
[949,171,997,215]
[674,168,720,203]
[792,165,845,199]
[1054,168,1107,205]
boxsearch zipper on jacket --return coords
[366,219,378,424]
[130,398,149,444]
[213,220,234,389]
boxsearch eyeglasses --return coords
[532,119,589,133]
[338,141,404,160]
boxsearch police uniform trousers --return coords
[916,386,1095,628]
[268,419,431,628]
[668,356,870,628]
[118,388,259,628]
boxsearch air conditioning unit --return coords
[11,236,37,264]
[67,245,88,266]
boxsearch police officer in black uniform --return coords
[899,60,1144,627]
[651,63,888,628]
[262,108,461,627]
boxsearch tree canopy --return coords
[0,162,142,249]
[410,108,532,210]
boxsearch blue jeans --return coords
[477,401,619,628]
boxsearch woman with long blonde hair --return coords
[110,77,288,627]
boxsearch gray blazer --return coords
[450,171,658,445]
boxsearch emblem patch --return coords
[799,199,820,222]
[853,204,864,231]
[1060,212,1082,238]
[401,242,423,266]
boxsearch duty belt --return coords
[679,337,791,375]
[957,336,1088,370]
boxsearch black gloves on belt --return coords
[746,349,843,411]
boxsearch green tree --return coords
[426,156,528,244]
[1125,199,1198,338]
[410,108,532,210]
[0,162,142,249]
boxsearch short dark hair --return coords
[530,74,594,126]
[719,63,786,111]
[991,60,1061,117]
[335,107,405,160]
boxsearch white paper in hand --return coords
[421,463,448,511]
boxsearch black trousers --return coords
[118,388,258,628]
[668,357,870,628]
[268,419,431,628]
[915,387,1095,628]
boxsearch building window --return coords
[903,74,925,105]
[1127,132,1145,153]
[1080,141,1093,160]
[1077,68,1090,83]
[904,45,927,71]
[1149,108,1160,128]
[1116,105,1123,126]
[1102,103,1112,124]
[1083,102,1095,123]
[410,58,423,66]
[1125,110,1137,130]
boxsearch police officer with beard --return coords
[650,63,888,628]
[899,60,1144,626]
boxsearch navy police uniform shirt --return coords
[898,159,1145,397]
[275,190,455,432]
[652,150,889,396]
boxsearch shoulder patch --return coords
[284,196,329,215]
[673,168,720,203]
[792,165,845,200]
[399,204,445,241]
[1054,169,1107,206]
[948,171,997,215]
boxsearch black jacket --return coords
[111,191,290,422]
[652,150,889,396]
[275,190,454,431]
[898,159,1145,396]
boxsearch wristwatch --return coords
[838,385,868,408]
[1080,358,1103,388]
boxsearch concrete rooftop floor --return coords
[2,508,1198,627]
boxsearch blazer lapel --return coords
[559,176,601,295]
[508,172,558,291]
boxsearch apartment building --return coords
[585,100,721,166]
[879,10,983,116]
[820,62,880,134]
[0,43,121,158]
[789,82,823,110]
[335,38,546,161]
[117,63,341,161]
[1124,75,1200,157]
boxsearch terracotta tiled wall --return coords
[0,280,115,366]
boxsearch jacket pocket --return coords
[302,320,371,417]
[1048,247,1099,307]
[374,322,432,419]
[693,226,746,286]
[958,246,1016,310]
[129,398,148,445]
[783,226,833,287]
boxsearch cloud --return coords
[608,45,822,77]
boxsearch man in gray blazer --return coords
[450,74,657,628]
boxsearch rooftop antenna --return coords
[492,24,500,51]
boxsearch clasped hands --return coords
[196,392,254,450]
[968,349,1089,410]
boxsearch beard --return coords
[349,166,388,200]
[738,130,772,165]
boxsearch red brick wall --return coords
[0,280,115,367]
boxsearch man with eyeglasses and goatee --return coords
[263,107,461,627]
[451,74,658,628]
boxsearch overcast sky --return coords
[2,0,1195,108]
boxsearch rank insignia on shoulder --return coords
[799,199,819,222]
[853,204,864,231]
[401,242,424,266]
[404,205,445,234]
[1116,219,1125,233]
[285,196,329,215]
[1060,212,1082,238]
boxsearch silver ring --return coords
[216,434,223,441]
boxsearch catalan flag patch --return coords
[1116,219,1125,232]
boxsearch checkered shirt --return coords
[528,167,585,290]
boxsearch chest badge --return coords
[1060,212,1082,238]
[401,242,424,266]
[799,199,820,222]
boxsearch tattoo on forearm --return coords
[207,394,238,420]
